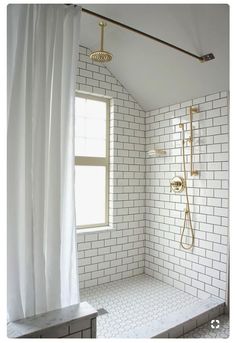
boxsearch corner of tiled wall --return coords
[76,45,229,302]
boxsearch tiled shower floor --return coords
[80,274,210,338]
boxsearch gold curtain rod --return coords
[81,7,215,63]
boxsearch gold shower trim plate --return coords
[170,176,185,193]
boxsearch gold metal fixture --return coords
[82,8,215,63]
[147,148,166,157]
[170,176,185,193]
[188,106,199,177]
[90,22,112,63]
[178,122,195,250]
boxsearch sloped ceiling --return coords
[80,4,229,111]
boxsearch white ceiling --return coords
[80,4,229,111]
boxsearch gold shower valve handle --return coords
[170,176,185,193]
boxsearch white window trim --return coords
[76,225,114,235]
[75,92,110,230]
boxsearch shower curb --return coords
[117,297,225,338]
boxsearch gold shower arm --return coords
[99,22,106,51]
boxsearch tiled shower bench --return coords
[7,302,98,338]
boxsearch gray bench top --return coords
[7,301,98,338]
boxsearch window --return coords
[75,93,110,229]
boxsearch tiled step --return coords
[118,297,225,338]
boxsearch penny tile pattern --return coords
[80,274,202,338]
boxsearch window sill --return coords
[76,226,114,234]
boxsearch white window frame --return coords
[75,92,110,230]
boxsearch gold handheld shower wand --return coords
[179,123,195,250]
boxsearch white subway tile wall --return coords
[145,91,229,300]
[76,46,229,300]
[76,46,146,289]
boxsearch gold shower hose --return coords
[179,123,195,250]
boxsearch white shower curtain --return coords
[7,4,80,322]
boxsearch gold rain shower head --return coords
[90,22,112,63]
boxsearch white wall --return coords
[145,92,229,301]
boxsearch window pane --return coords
[75,97,106,157]
[75,166,106,226]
